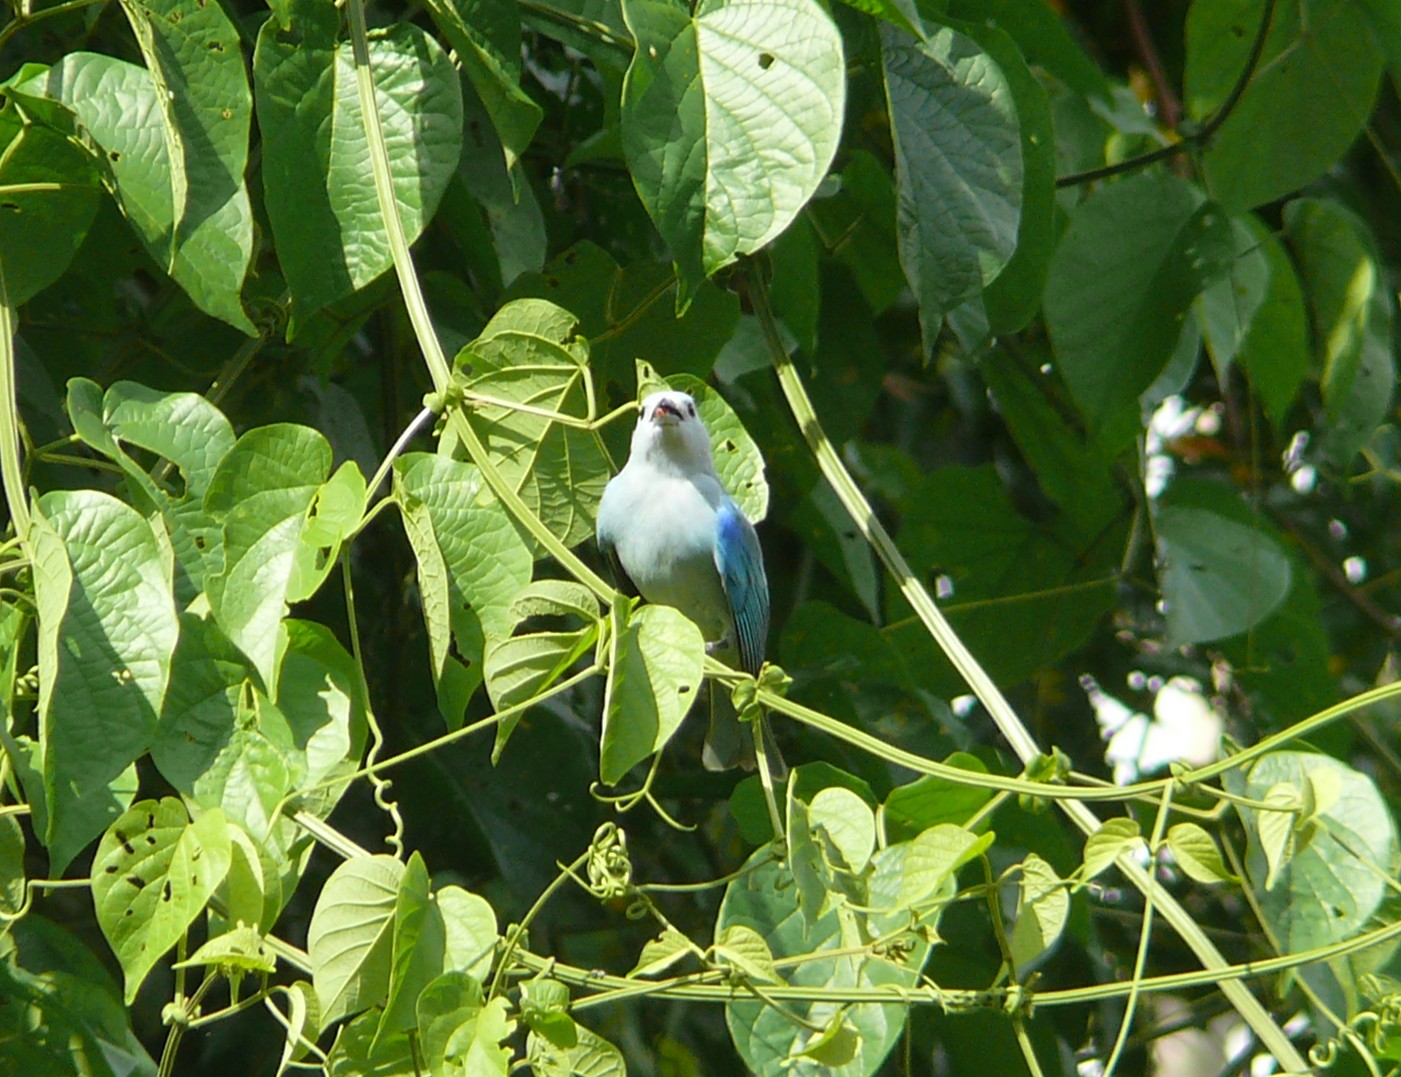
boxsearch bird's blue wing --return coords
[713,497,769,676]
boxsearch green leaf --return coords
[520,978,572,1048]
[1044,173,1236,437]
[33,492,179,870]
[0,813,25,917]
[172,925,277,975]
[377,852,447,1044]
[664,370,769,521]
[794,1012,862,1068]
[1194,215,1270,379]
[457,299,611,549]
[274,620,371,809]
[1008,852,1068,974]
[0,916,157,1077]
[768,217,820,356]
[119,0,255,328]
[289,461,366,603]
[1167,822,1237,885]
[952,15,1056,337]
[65,379,235,603]
[883,753,993,842]
[1079,818,1142,885]
[890,465,1121,697]
[528,1022,625,1077]
[896,824,993,908]
[720,846,935,1076]
[1285,198,1395,466]
[621,0,846,293]
[484,627,596,756]
[395,451,534,726]
[713,924,781,984]
[419,987,515,1076]
[979,346,1121,537]
[519,0,631,63]
[504,242,740,397]
[880,23,1022,354]
[437,885,498,984]
[482,582,600,756]
[326,1009,415,1077]
[806,152,906,315]
[91,798,233,1002]
[946,0,1109,102]
[442,84,546,299]
[808,787,876,874]
[1233,216,1311,427]
[630,926,693,977]
[1154,503,1292,647]
[191,724,293,845]
[416,972,483,1071]
[276,981,320,1077]
[833,0,920,34]
[421,0,542,170]
[0,103,100,306]
[307,855,405,1026]
[600,603,705,784]
[1256,781,1303,892]
[7,48,254,332]
[1186,0,1384,210]
[253,7,463,328]
[204,424,333,692]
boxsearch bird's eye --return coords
[686,401,696,417]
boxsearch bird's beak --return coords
[651,399,681,423]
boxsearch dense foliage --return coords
[1,0,1401,1073]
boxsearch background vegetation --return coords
[1,0,1400,1073]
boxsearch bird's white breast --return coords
[597,463,731,642]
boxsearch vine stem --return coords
[744,267,1309,1074]
[0,300,31,543]
[1102,787,1173,1076]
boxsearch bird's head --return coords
[631,390,713,473]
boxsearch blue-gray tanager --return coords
[596,390,774,770]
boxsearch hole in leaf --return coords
[758,52,775,69]
[126,874,143,889]
[679,685,692,694]
[145,834,157,845]
[0,203,19,213]
[162,881,172,902]
[109,150,121,162]
[722,439,737,452]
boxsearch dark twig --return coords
[1125,0,1181,129]
[1056,0,1278,188]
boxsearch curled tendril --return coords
[586,822,633,900]
[1309,996,1401,1069]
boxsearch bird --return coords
[596,389,776,772]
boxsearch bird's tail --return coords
[703,684,787,781]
